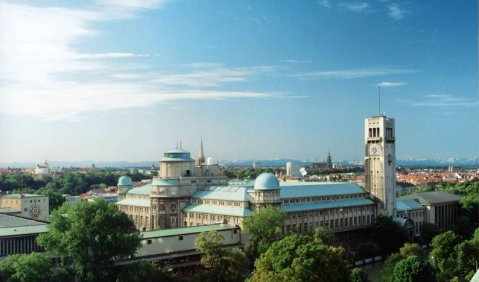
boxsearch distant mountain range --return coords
[1,156,477,169]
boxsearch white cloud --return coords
[95,0,168,9]
[377,81,407,87]
[280,59,313,64]
[293,67,417,79]
[337,2,371,13]
[413,95,479,108]
[388,3,407,20]
[0,1,284,121]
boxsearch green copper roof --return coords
[183,204,252,217]
[281,198,374,212]
[280,182,366,199]
[141,223,237,239]
[127,184,152,195]
[192,186,250,202]
[254,173,280,190]
[396,199,423,211]
[151,178,179,186]
[118,176,133,186]
[116,198,150,207]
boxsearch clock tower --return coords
[365,115,396,216]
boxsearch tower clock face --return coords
[29,204,41,218]
[369,144,380,156]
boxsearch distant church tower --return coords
[197,138,206,166]
[365,116,396,216]
[326,151,333,169]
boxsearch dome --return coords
[254,173,280,190]
[118,176,133,186]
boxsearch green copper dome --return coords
[118,176,133,186]
[254,173,280,190]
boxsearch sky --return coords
[0,0,478,163]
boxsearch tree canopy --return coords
[0,252,52,282]
[37,200,141,281]
[249,233,350,282]
[243,206,287,256]
[194,231,248,282]
[370,215,409,256]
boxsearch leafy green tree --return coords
[313,226,336,245]
[194,231,248,282]
[195,231,224,269]
[428,230,462,281]
[37,200,141,281]
[249,233,349,282]
[399,243,423,258]
[350,268,369,282]
[381,253,404,282]
[392,255,434,282]
[370,215,409,256]
[243,206,287,256]
[453,239,479,281]
[0,252,51,282]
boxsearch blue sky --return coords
[0,0,478,163]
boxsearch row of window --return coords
[288,206,373,220]
[193,199,243,207]
[282,194,364,204]
[285,214,374,233]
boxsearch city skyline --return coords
[1,0,478,162]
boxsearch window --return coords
[233,229,237,234]
[147,240,152,244]
[179,236,183,240]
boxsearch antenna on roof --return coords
[378,85,381,116]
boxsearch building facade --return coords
[0,194,49,221]
[364,116,397,216]
[116,142,377,235]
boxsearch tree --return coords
[428,230,462,281]
[419,222,439,244]
[381,253,404,282]
[243,206,287,256]
[392,255,434,282]
[195,231,224,269]
[37,200,141,281]
[370,215,409,256]
[0,252,51,282]
[313,226,336,245]
[399,243,423,258]
[350,268,369,282]
[249,233,349,282]
[452,238,479,280]
[194,231,248,282]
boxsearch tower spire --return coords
[198,137,206,165]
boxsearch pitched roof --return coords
[183,204,252,217]
[116,198,150,207]
[281,198,374,212]
[127,184,152,195]
[396,199,423,211]
[398,191,462,205]
[192,186,251,201]
[280,182,367,199]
